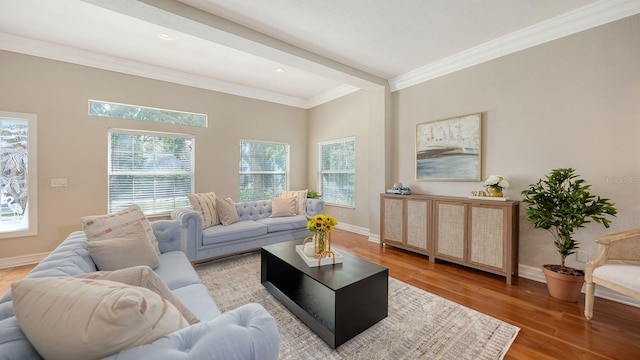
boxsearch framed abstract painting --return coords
[415,113,482,181]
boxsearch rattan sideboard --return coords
[380,193,519,284]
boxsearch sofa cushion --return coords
[280,189,308,215]
[12,277,188,360]
[270,196,297,217]
[257,215,309,233]
[154,251,202,290]
[172,284,222,322]
[76,266,199,325]
[202,221,268,246]
[216,197,240,225]
[81,204,160,255]
[87,236,160,271]
[188,192,220,229]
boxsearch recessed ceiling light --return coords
[275,68,285,73]
[158,34,173,41]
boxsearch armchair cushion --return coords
[593,264,640,292]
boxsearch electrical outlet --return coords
[577,250,588,263]
[51,178,68,187]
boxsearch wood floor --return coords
[2,228,638,359]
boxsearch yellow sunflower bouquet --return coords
[306,214,338,233]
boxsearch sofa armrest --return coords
[108,303,280,360]
[150,219,183,253]
[169,208,202,261]
[306,198,325,217]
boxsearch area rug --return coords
[195,252,519,360]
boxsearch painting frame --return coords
[415,113,482,181]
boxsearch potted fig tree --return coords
[521,168,617,302]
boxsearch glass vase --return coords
[313,231,331,259]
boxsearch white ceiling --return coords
[1,0,638,108]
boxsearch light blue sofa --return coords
[172,198,324,262]
[0,220,280,360]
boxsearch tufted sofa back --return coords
[235,198,325,222]
[236,200,272,221]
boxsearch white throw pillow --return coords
[271,197,297,217]
[280,189,308,215]
[12,277,188,360]
[87,236,160,271]
[216,197,239,225]
[188,192,220,229]
[76,266,199,325]
[81,204,160,255]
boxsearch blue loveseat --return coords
[172,198,324,262]
[0,220,280,360]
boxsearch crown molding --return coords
[307,84,361,108]
[390,0,640,92]
[0,32,313,109]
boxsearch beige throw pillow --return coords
[280,189,308,215]
[12,277,188,360]
[75,266,199,325]
[187,192,220,229]
[81,204,160,255]
[270,197,297,217]
[216,197,239,225]
[87,236,160,271]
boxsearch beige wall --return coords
[307,90,372,230]
[391,15,640,269]
[0,50,307,259]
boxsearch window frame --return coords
[89,99,208,128]
[239,139,290,202]
[318,136,356,208]
[0,111,37,239]
[108,128,194,216]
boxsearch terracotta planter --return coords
[542,264,585,302]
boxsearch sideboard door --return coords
[434,201,466,262]
[406,199,429,252]
[382,197,404,245]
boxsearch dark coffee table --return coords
[261,240,388,348]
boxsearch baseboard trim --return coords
[0,252,48,269]
[518,264,640,308]
[335,223,369,237]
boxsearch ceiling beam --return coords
[82,0,388,92]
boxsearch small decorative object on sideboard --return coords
[386,182,412,195]
[484,175,509,197]
[471,190,487,197]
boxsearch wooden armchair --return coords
[584,229,640,320]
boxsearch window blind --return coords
[239,140,289,202]
[108,129,193,215]
[319,137,355,207]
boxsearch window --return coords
[90,100,207,127]
[109,129,193,215]
[319,137,355,207]
[239,140,289,202]
[0,111,37,238]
